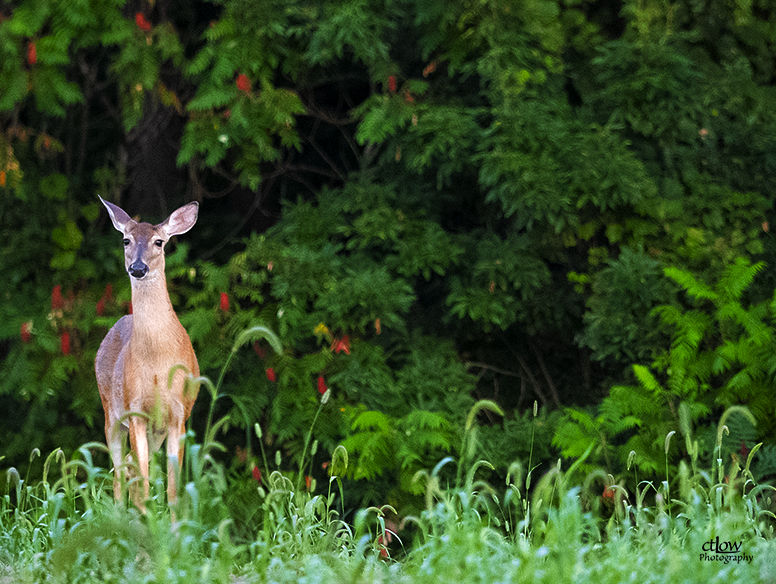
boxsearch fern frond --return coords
[611,415,643,435]
[717,302,770,344]
[632,364,663,395]
[725,367,762,395]
[562,408,600,432]
[717,258,765,302]
[664,266,717,301]
[351,410,392,432]
[713,341,737,374]
[400,410,451,431]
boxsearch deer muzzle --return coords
[129,261,149,279]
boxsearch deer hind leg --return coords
[128,416,150,512]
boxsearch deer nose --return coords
[129,261,149,279]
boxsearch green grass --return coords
[1,411,775,584]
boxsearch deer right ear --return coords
[99,196,133,234]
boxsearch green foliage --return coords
[179,0,306,188]
[340,409,453,486]
[579,247,675,365]
[477,405,561,476]
[556,257,776,480]
[2,0,776,525]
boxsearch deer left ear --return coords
[160,202,199,238]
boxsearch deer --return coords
[95,196,200,513]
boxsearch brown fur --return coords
[95,197,199,512]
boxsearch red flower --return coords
[220,292,230,311]
[128,302,133,315]
[236,74,252,93]
[331,335,350,355]
[254,342,267,359]
[387,75,397,93]
[265,367,276,382]
[60,331,70,355]
[252,466,262,483]
[304,475,312,490]
[51,285,64,310]
[374,318,381,335]
[317,375,327,395]
[602,486,615,501]
[135,12,152,31]
[27,41,37,65]
[96,298,105,316]
[20,322,32,343]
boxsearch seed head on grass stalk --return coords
[190,324,283,452]
[296,388,331,493]
[713,406,757,486]
[457,400,503,488]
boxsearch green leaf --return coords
[51,220,83,250]
[50,250,75,270]
[40,174,68,200]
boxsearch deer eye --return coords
[123,238,130,246]
[155,239,164,248]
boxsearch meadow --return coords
[1,399,774,584]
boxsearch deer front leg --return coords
[128,416,150,512]
[166,422,185,505]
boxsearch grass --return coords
[1,402,775,583]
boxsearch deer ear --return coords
[99,196,133,234]
[160,201,199,237]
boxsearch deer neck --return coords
[130,275,180,339]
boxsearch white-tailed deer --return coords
[95,196,199,512]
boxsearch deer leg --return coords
[107,422,125,502]
[128,416,150,512]
[166,422,185,505]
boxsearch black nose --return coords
[129,262,148,279]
